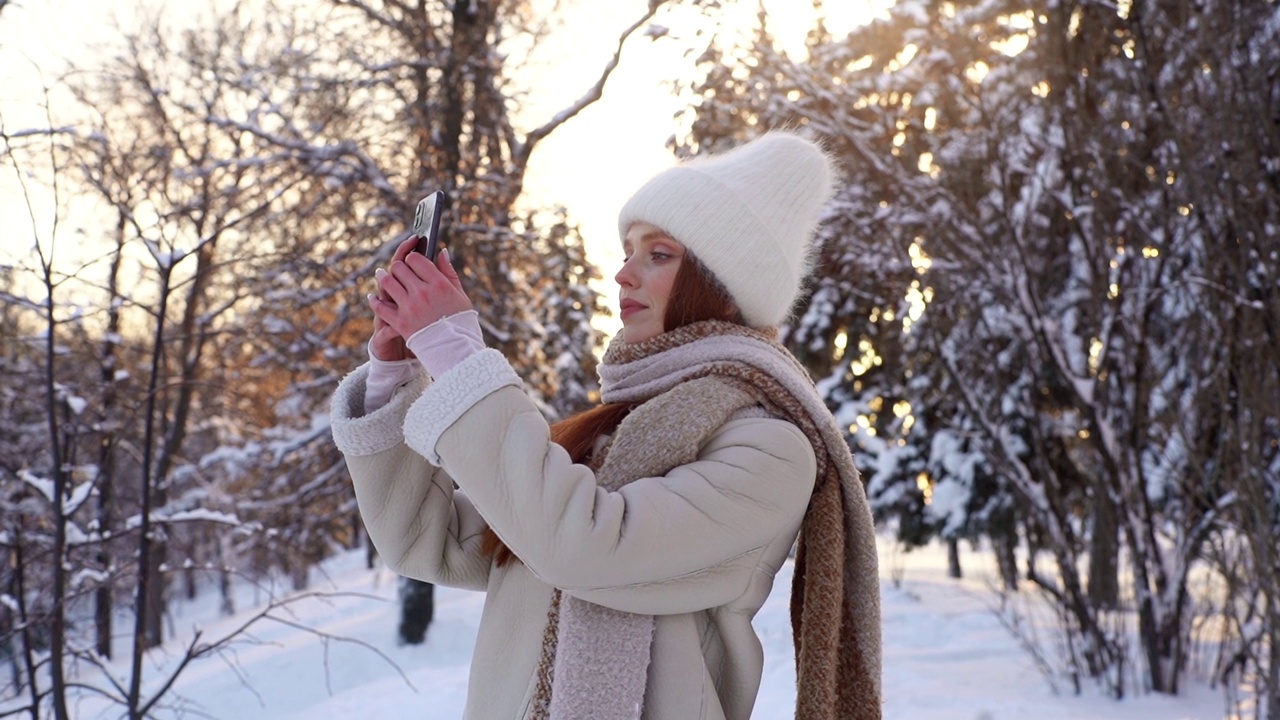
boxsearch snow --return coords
[158,508,244,526]
[65,475,97,513]
[144,241,189,269]
[644,23,670,38]
[18,468,54,503]
[926,478,970,535]
[42,540,1225,720]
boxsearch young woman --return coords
[330,132,882,720]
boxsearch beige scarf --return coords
[533,320,882,720]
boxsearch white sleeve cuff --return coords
[331,363,431,457]
[403,349,522,465]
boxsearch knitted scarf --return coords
[531,320,882,720]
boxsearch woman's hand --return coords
[370,240,473,355]
[368,238,418,362]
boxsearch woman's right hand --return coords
[369,237,419,362]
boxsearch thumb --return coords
[438,248,464,292]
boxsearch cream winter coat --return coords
[331,349,816,720]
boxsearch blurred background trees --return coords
[2,0,656,713]
[682,0,1278,712]
[2,0,1278,716]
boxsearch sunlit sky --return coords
[517,0,887,339]
[0,0,889,342]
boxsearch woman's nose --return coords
[614,257,637,288]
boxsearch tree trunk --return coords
[93,560,113,658]
[95,214,126,659]
[39,262,71,720]
[1088,489,1120,610]
[129,264,173,718]
[1267,623,1280,720]
[144,535,166,649]
[11,525,42,717]
[220,569,235,617]
[1134,576,1175,694]
[94,455,114,658]
[0,601,14,691]
[398,578,435,645]
[218,536,235,617]
[2,549,21,693]
[291,557,309,592]
[946,537,962,579]
[2,630,16,698]
[139,240,212,653]
[142,476,170,650]
[993,520,1019,592]
[1028,528,1118,687]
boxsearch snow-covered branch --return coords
[517,0,672,168]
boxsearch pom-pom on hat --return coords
[617,131,836,329]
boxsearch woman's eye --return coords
[650,251,672,261]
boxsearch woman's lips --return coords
[619,299,646,319]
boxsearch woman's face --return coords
[615,222,685,343]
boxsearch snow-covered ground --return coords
[49,539,1225,719]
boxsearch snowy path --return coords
[49,540,1223,719]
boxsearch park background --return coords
[1,0,1277,718]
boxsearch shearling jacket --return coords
[331,349,816,720]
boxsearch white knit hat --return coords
[617,131,836,328]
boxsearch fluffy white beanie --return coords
[617,131,836,329]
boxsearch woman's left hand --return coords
[371,245,474,340]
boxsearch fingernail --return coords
[441,248,450,263]
[375,268,386,279]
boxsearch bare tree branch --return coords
[516,0,671,169]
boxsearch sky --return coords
[0,0,889,341]
[515,0,891,338]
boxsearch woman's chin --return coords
[620,322,662,344]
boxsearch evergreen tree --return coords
[680,0,1280,704]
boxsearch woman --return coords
[330,132,882,720]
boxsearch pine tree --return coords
[680,0,1280,703]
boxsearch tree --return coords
[681,0,1280,706]
[129,0,662,642]
[3,0,683,710]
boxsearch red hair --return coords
[664,252,744,328]
[481,251,741,567]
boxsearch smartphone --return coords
[411,190,448,261]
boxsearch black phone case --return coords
[412,191,447,261]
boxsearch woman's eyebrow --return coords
[639,230,680,248]
[624,229,679,255]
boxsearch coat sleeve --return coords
[331,363,492,591]
[401,351,816,615]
